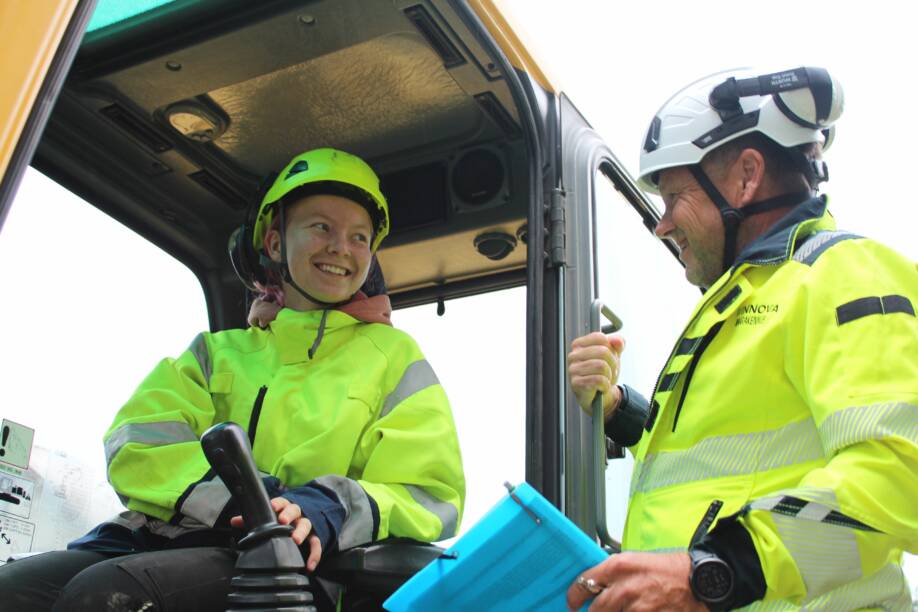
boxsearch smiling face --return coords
[265,194,373,309]
[654,166,727,288]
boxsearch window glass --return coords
[395,287,527,543]
[592,167,699,539]
[0,168,208,552]
[87,0,185,32]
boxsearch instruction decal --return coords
[0,419,34,469]
[0,469,34,519]
[0,514,36,563]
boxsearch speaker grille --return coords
[451,148,505,207]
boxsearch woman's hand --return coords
[231,497,323,570]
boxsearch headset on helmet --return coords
[228,148,390,304]
[638,66,844,193]
[637,66,844,274]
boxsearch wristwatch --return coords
[688,548,734,609]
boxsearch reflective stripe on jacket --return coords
[623,197,918,609]
[103,308,465,549]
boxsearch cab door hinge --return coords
[546,187,566,267]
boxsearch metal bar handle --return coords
[589,300,623,552]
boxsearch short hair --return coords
[701,133,821,192]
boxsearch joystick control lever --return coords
[201,422,316,612]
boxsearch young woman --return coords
[0,148,465,611]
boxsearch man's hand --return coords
[231,497,323,571]
[568,333,625,420]
[566,552,706,611]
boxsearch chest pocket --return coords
[208,372,234,395]
[348,383,380,415]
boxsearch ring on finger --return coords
[576,575,606,595]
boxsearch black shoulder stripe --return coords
[715,285,742,313]
[836,295,915,326]
[882,294,916,317]
[793,230,862,266]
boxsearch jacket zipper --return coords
[650,224,814,433]
[247,386,268,446]
[648,272,740,421]
[671,321,723,432]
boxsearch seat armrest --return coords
[317,538,443,596]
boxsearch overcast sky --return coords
[502,0,916,261]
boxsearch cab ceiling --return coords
[36,0,529,325]
[209,34,481,173]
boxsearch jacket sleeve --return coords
[309,337,466,550]
[104,333,249,528]
[605,384,649,448]
[704,240,918,607]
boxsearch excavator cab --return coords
[0,0,695,607]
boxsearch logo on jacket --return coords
[735,303,779,327]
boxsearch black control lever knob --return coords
[201,422,277,532]
[201,422,315,611]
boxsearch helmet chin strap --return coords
[688,165,811,273]
[261,205,351,309]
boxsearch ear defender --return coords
[228,172,279,291]
[228,219,264,292]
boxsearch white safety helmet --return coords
[637,67,844,194]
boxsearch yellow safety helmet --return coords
[252,148,390,252]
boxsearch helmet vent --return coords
[692,110,760,150]
[643,116,661,152]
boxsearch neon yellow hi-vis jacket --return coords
[623,197,917,610]
[102,307,465,550]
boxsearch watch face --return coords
[693,559,733,602]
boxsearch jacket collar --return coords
[268,308,361,364]
[733,195,835,267]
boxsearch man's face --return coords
[266,194,373,309]
[654,166,726,288]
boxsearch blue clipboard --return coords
[384,482,609,611]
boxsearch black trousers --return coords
[0,547,239,612]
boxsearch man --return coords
[567,67,917,610]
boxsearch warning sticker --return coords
[0,419,34,470]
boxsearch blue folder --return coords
[384,482,609,611]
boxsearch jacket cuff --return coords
[692,517,767,609]
[604,384,648,447]
[281,483,347,555]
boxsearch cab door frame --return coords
[454,0,563,505]
[0,0,96,230]
[557,93,666,540]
